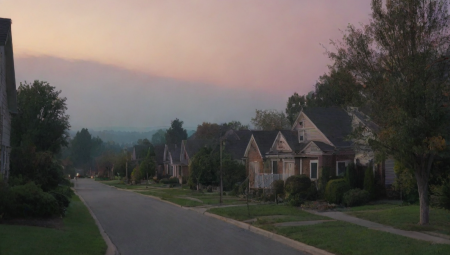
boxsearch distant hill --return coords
[68,128,196,145]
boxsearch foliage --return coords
[393,160,418,202]
[222,121,249,131]
[188,147,218,190]
[272,179,285,198]
[345,162,358,189]
[319,166,332,192]
[221,155,246,191]
[0,181,14,218]
[131,166,141,183]
[251,109,290,130]
[11,80,70,154]
[430,181,450,210]
[139,145,156,179]
[284,174,311,198]
[313,67,363,108]
[363,165,376,200]
[10,182,59,218]
[286,193,305,207]
[343,188,370,207]
[95,151,115,178]
[70,128,93,168]
[328,0,450,224]
[165,118,188,145]
[195,122,221,139]
[325,179,351,204]
[285,92,307,126]
[10,146,63,192]
[151,129,166,145]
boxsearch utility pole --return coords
[220,139,223,205]
[126,160,128,184]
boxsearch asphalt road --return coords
[74,179,306,255]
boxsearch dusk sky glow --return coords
[2,0,372,130]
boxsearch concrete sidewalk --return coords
[305,210,450,245]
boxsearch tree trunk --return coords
[416,175,430,225]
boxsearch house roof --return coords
[251,131,279,157]
[168,144,181,163]
[313,141,336,152]
[185,139,216,158]
[352,110,380,133]
[303,107,353,148]
[153,144,165,165]
[0,18,11,46]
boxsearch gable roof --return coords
[251,131,279,157]
[352,110,380,133]
[302,107,353,148]
[153,144,165,165]
[168,144,181,164]
[184,139,216,158]
[0,18,11,46]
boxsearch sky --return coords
[2,0,372,131]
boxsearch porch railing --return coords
[254,174,286,188]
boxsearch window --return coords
[299,130,305,142]
[336,161,349,176]
[272,161,278,174]
[310,160,318,180]
[299,121,303,127]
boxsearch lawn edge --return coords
[72,188,119,255]
[203,211,334,255]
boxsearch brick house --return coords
[0,18,18,180]
[244,107,355,188]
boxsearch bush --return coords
[319,166,332,192]
[169,177,180,184]
[345,163,358,189]
[364,165,376,200]
[343,188,370,207]
[285,175,311,198]
[160,178,170,184]
[206,185,213,192]
[11,182,59,218]
[431,183,450,210]
[325,179,351,204]
[286,193,305,206]
[272,180,285,198]
[0,181,15,219]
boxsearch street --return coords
[74,179,306,255]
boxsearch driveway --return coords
[74,179,306,255]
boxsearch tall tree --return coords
[151,129,166,145]
[251,109,290,130]
[195,122,221,139]
[165,118,188,145]
[329,0,450,224]
[285,93,307,126]
[71,128,93,168]
[224,121,249,131]
[11,80,70,154]
[139,145,156,180]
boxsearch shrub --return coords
[345,163,358,189]
[319,166,332,192]
[206,185,213,192]
[168,177,180,184]
[286,193,305,207]
[285,175,311,198]
[160,178,170,184]
[325,179,351,204]
[343,188,370,207]
[364,165,376,200]
[431,183,450,210]
[272,180,285,198]
[0,181,15,218]
[11,182,59,218]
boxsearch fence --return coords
[254,174,286,188]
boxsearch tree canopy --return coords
[285,93,306,126]
[165,118,188,145]
[151,129,166,145]
[328,0,450,224]
[11,80,70,154]
[251,109,290,130]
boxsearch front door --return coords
[283,162,294,181]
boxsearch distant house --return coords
[0,18,18,180]
[244,107,355,188]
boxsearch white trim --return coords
[301,113,334,146]
[310,160,319,180]
[336,160,351,176]
[271,159,278,174]
[244,135,263,158]
[270,131,293,152]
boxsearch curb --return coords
[72,188,120,255]
[203,212,334,255]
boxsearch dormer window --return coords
[299,121,303,127]
[298,130,305,142]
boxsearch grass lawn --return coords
[0,194,106,255]
[163,197,204,207]
[208,204,328,221]
[268,221,450,255]
[347,204,450,235]
[99,180,166,189]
